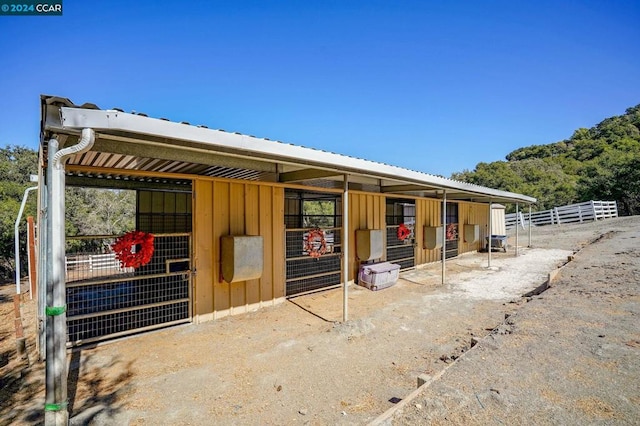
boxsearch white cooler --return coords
[358,262,401,291]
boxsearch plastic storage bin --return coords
[358,262,401,291]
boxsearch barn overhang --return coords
[40,95,536,205]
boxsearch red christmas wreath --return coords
[397,223,411,241]
[112,231,155,268]
[304,228,327,258]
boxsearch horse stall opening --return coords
[285,190,343,296]
[64,188,193,346]
[386,198,416,270]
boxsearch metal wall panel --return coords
[193,178,285,322]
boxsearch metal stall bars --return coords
[284,190,343,297]
[386,199,416,270]
[65,233,192,346]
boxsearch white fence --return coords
[65,252,126,272]
[506,201,618,229]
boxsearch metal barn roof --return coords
[40,95,536,204]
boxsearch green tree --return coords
[0,145,38,280]
[452,104,640,215]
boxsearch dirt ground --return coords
[1,216,638,425]
[386,217,640,426]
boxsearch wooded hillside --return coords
[451,105,640,215]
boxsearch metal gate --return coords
[386,200,416,270]
[445,203,459,259]
[284,190,342,297]
[285,227,342,296]
[65,233,191,346]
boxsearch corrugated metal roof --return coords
[40,95,536,204]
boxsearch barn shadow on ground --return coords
[67,347,135,425]
[0,361,43,425]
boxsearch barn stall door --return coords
[386,199,416,270]
[65,190,192,346]
[284,191,342,297]
[445,202,459,259]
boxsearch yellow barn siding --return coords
[193,178,285,323]
[193,180,214,322]
[271,187,285,299]
[416,198,442,265]
[194,178,493,323]
[213,181,231,316]
[259,186,275,301]
[348,192,386,281]
[458,201,490,254]
[244,184,261,308]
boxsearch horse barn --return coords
[37,95,536,351]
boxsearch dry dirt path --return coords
[384,217,640,425]
[1,216,638,425]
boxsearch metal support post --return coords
[515,203,519,257]
[45,129,95,425]
[342,174,349,322]
[441,191,446,284]
[488,201,492,268]
[528,204,532,248]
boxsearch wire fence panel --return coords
[285,227,342,296]
[386,222,416,270]
[65,233,191,346]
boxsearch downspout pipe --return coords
[15,186,38,295]
[45,128,94,426]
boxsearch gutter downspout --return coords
[45,128,95,426]
[15,186,38,295]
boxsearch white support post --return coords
[37,149,49,360]
[441,191,447,285]
[488,201,492,268]
[515,203,519,257]
[342,174,349,322]
[46,137,68,425]
[14,186,38,295]
[528,204,532,248]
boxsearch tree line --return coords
[1,104,638,279]
[0,145,134,280]
[451,104,640,215]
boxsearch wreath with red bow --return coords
[397,223,411,241]
[112,231,155,268]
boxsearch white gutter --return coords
[58,107,536,204]
[14,186,38,295]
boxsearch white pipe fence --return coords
[65,253,128,273]
[506,200,618,229]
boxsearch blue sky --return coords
[1,0,639,177]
